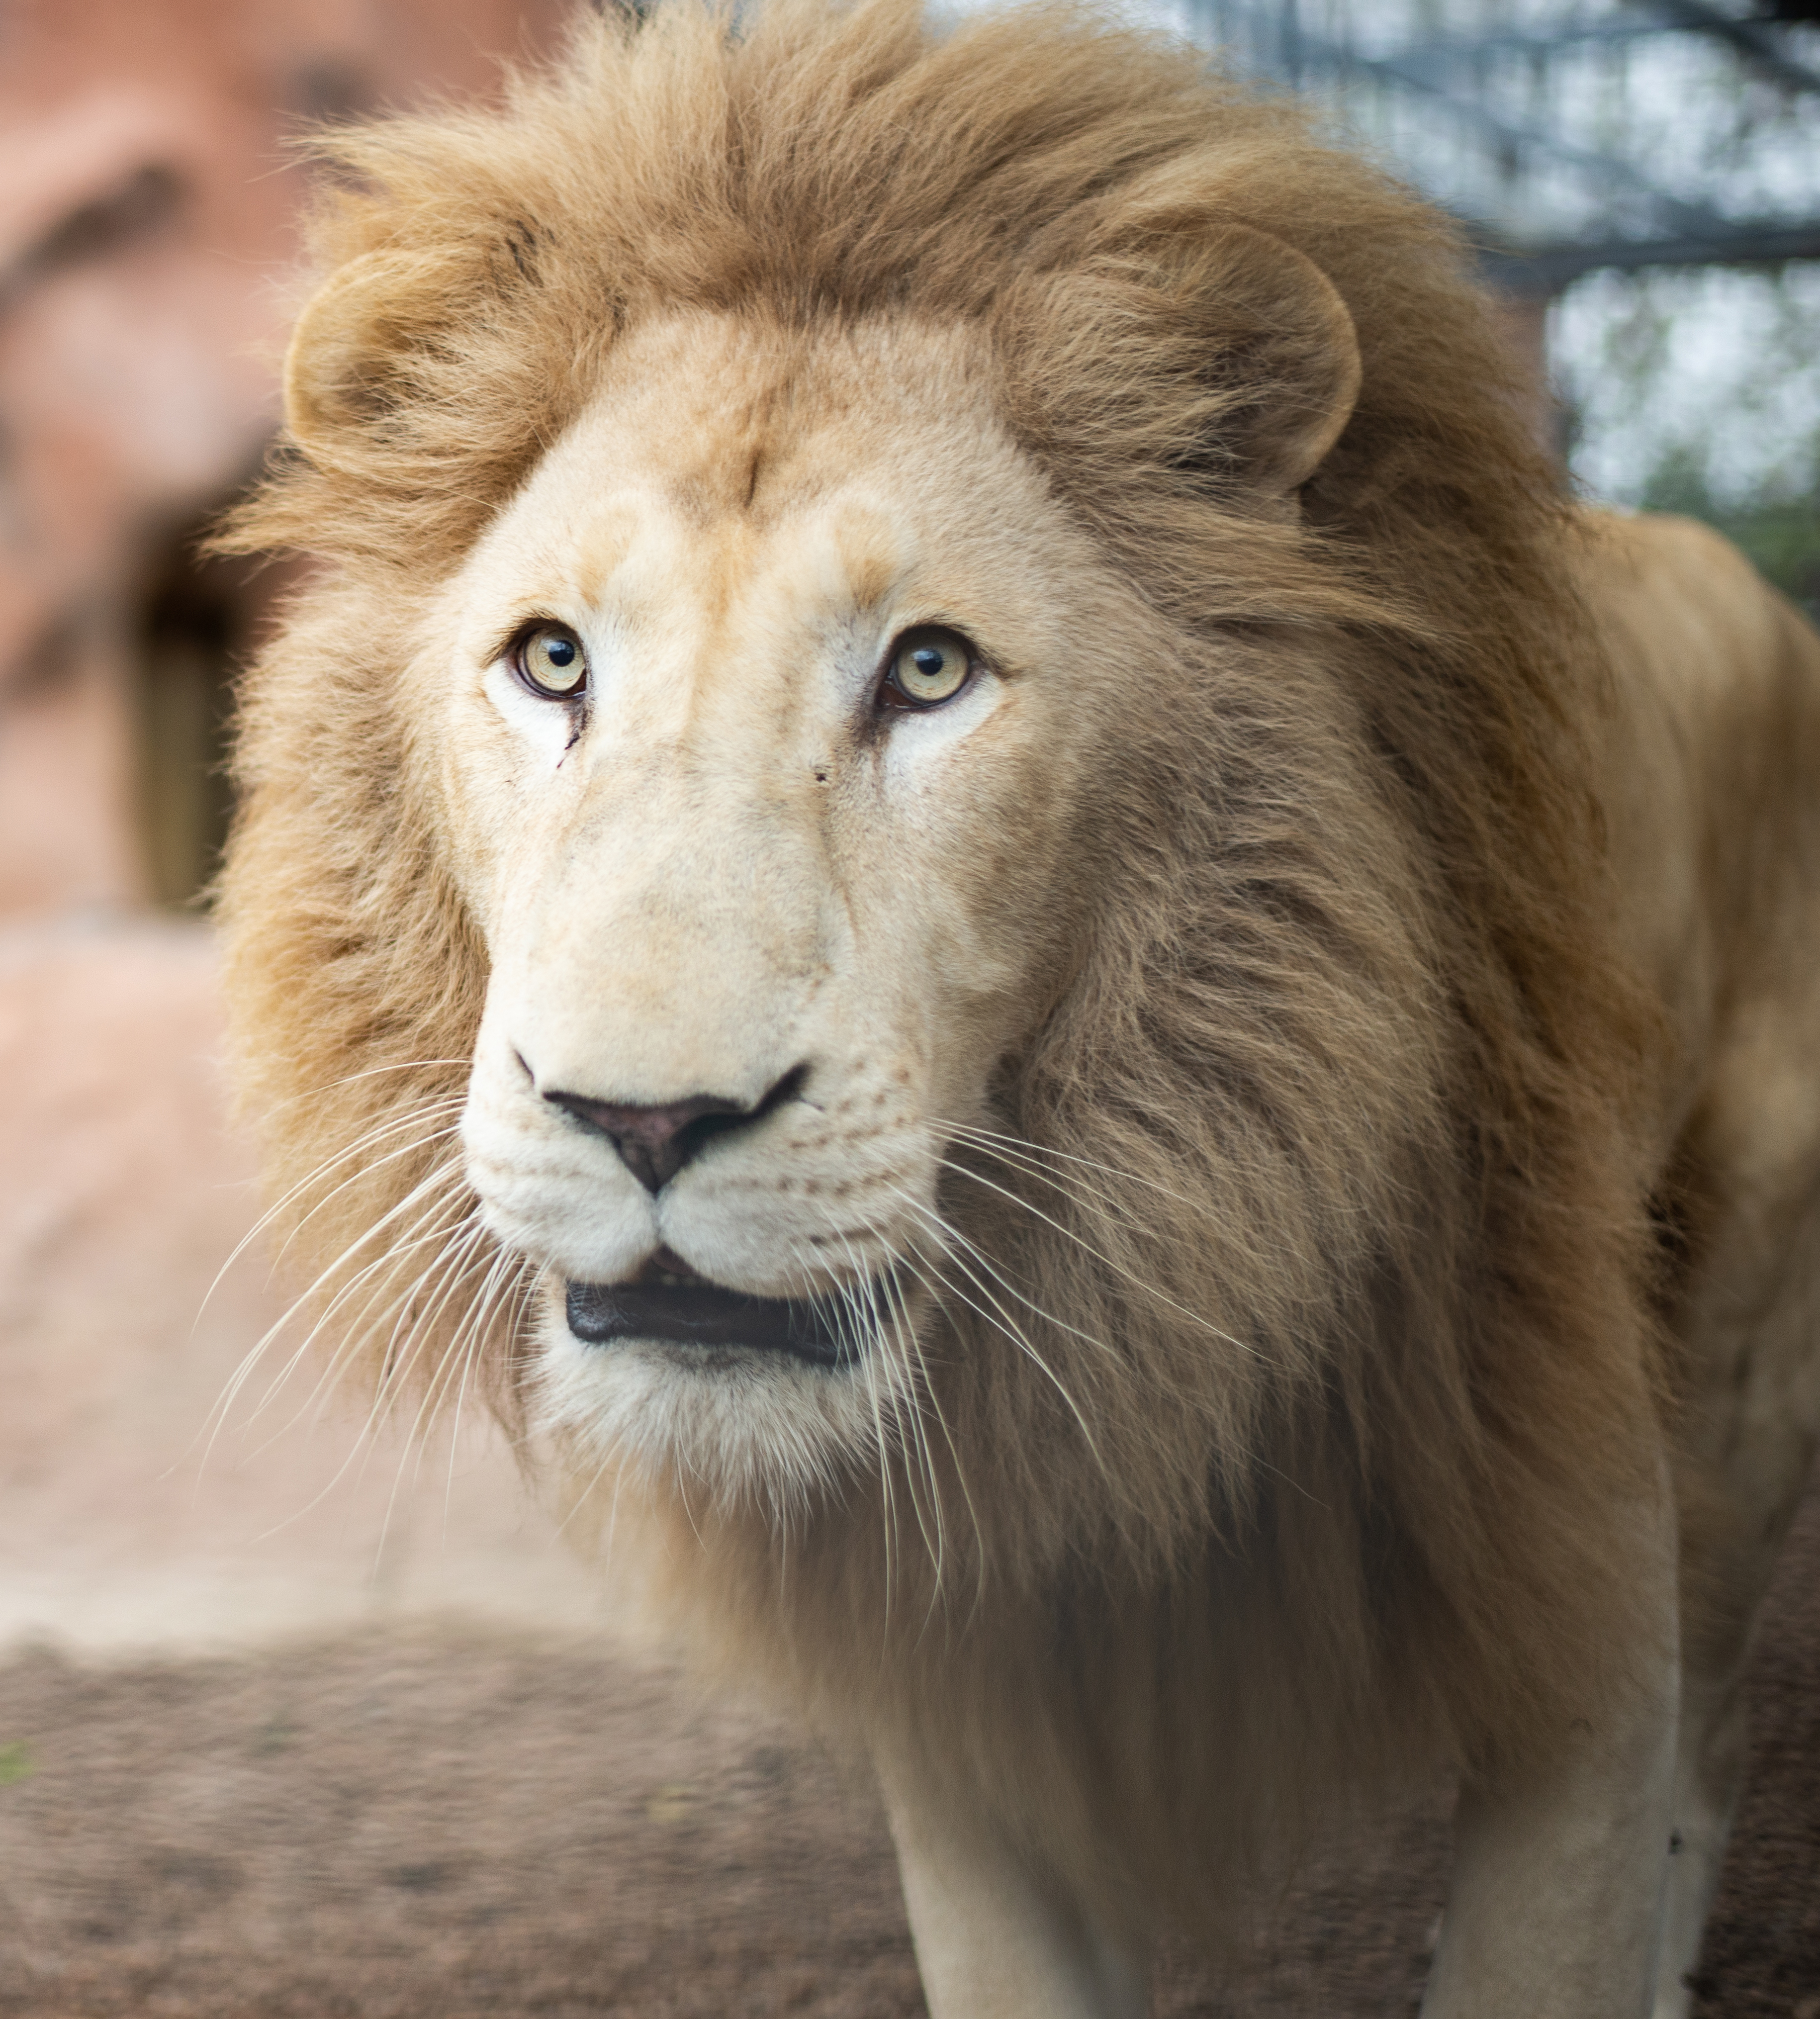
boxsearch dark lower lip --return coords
[564,1278,865,1369]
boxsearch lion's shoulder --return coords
[1580,508,1813,696]
[1581,507,1820,1139]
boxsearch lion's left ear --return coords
[997,218,1362,508]
[1173,223,1362,498]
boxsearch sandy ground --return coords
[0,1496,1812,2016]
[0,916,1813,2014]
[0,912,607,1658]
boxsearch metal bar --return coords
[1347,5,1820,93]
[1225,10,1736,238]
[1371,20,1667,62]
[1481,219,1820,290]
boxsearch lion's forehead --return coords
[454,310,1076,678]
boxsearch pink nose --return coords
[543,1090,744,1192]
[541,1066,806,1192]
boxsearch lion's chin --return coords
[564,1273,867,1370]
[535,1270,901,1514]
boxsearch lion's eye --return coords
[513,623,588,700]
[880,627,974,710]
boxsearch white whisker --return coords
[198,1154,473,1479]
[934,1150,1262,1363]
[192,1096,469,1339]
[884,1184,1108,1475]
[945,1119,1218,1222]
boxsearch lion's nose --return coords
[543,1067,805,1192]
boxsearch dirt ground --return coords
[0,1489,1812,2017]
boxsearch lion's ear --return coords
[999,219,1361,509]
[283,246,460,462]
[1179,224,1361,498]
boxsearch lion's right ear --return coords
[283,247,457,462]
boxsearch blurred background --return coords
[0,2,1814,2013]
[0,0,601,1667]
[1186,0,1820,610]
[0,0,581,922]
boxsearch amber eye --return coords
[880,626,974,710]
[513,623,588,700]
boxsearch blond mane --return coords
[220,0,1664,1930]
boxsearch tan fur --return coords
[214,0,1820,1996]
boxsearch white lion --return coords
[217,4,1820,2013]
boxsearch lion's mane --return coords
[220,0,1662,1929]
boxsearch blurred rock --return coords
[0,2,593,1653]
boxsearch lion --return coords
[213,3,1820,2013]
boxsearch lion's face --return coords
[431,310,1136,1495]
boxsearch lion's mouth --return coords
[564,1254,868,1369]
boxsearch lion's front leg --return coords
[1419,1487,1681,2019]
[879,1764,1149,2019]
